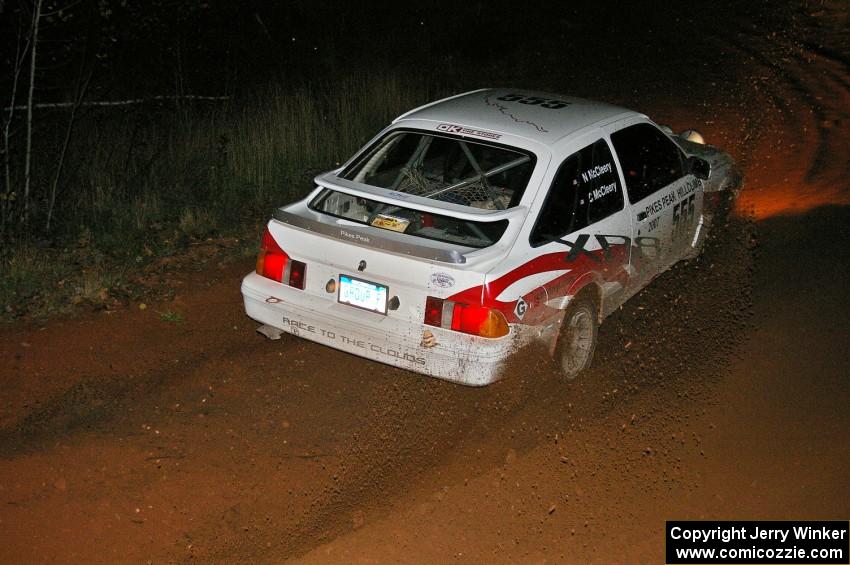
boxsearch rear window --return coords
[341,130,535,210]
[309,189,508,249]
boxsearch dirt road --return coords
[1,2,848,562]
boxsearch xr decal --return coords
[542,233,662,263]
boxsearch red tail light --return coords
[256,227,306,288]
[257,228,288,282]
[424,296,509,338]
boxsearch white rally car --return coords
[241,89,739,385]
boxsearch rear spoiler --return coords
[272,209,467,264]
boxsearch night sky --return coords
[2,1,796,101]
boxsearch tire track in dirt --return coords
[203,354,545,559]
[0,337,271,458]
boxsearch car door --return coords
[607,120,703,284]
[523,134,633,320]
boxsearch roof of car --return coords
[394,88,640,147]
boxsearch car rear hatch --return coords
[260,179,528,332]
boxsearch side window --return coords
[530,139,624,246]
[610,123,685,203]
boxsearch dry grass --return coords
[1,73,446,319]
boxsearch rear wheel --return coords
[555,296,598,379]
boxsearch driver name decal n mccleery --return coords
[582,162,613,183]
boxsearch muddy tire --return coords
[555,296,599,380]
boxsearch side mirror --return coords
[687,156,711,180]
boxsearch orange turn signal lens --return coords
[477,308,509,338]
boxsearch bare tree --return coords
[22,0,43,227]
[2,14,33,236]
[46,60,92,231]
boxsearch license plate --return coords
[338,275,388,314]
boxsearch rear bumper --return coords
[241,272,520,386]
